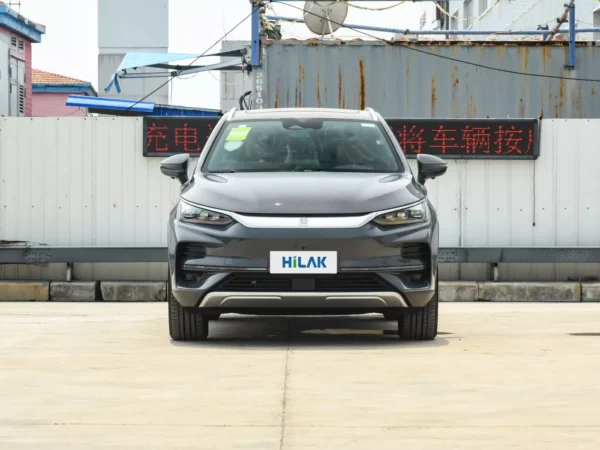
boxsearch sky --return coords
[16,0,424,109]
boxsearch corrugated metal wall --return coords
[0,117,191,281]
[264,40,600,119]
[1,117,599,281]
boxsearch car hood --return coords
[181,172,425,215]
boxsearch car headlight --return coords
[373,202,428,226]
[178,202,234,226]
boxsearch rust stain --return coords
[358,60,366,110]
[576,85,584,118]
[540,108,544,119]
[559,77,565,100]
[274,90,279,108]
[316,73,321,107]
[297,63,305,107]
[468,96,476,118]
[519,46,529,71]
[338,67,343,108]
[451,67,459,89]
[519,99,525,118]
[431,77,437,117]
[451,66,460,118]
[558,77,565,114]
[541,46,551,70]
[554,104,559,117]
[592,88,597,96]
[405,63,410,108]
[496,45,506,60]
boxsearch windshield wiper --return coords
[208,170,237,173]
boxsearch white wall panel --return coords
[1,118,600,281]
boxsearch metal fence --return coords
[1,116,600,281]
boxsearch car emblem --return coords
[299,218,309,227]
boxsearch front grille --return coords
[214,273,392,292]
[401,243,430,262]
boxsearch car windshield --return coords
[203,118,402,173]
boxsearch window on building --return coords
[464,0,473,29]
[450,9,459,31]
[18,40,24,52]
[479,0,488,15]
[11,36,17,48]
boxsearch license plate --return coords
[269,251,338,274]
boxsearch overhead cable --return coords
[124,8,258,111]
[342,1,406,11]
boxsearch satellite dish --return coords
[303,1,348,37]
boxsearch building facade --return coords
[0,4,45,116]
[417,0,600,40]
[32,69,97,117]
[98,0,170,104]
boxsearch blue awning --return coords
[66,95,222,117]
[105,49,247,94]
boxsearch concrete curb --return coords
[100,282,167,302]
[0,281,598,302]
[50,281,99,302]
[0,281,49,301]
[439,282,478,302]
[478,282,581,302]
[581,282,600,302]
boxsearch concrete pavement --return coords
[1,303,600,449]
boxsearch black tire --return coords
[168,277,208,341]
[397,277,438,341]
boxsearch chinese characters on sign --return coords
[386,119,539,159]
[143,117,539,159]
[144,117,217,156]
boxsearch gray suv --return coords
[160,108,447,341]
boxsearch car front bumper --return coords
[168,212,439,311]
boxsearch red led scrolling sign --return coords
[385,118,539,159]
[143,117,540,160]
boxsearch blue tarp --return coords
[104,49,247,94]
[105,53,202,94]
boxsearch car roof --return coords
[229,107,377,122]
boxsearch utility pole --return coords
[547,0,575,41]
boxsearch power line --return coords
[276,1,600,83]
[124,8,257,111]
[343,1,406,11]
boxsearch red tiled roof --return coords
[32,69,90,85]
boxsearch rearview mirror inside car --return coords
[160,154,190,185]
[416,154,447,185]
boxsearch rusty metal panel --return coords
[265,40,600,119]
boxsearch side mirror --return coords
[416,154,447,185]
[160,154,190,185]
